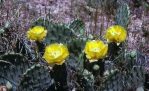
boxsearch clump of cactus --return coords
[0,1,148,91]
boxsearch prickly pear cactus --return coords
[32,18,74,44]
[115,3,130,28]
[68,38,86,55]
[100,67,145,91]
[14,39,36,60]
[0,52,33,90]
[100,51,145,91]
[69,19,85,37]
[17,64,53,91]
[0,60,15,89]
[100,71,125,91]
[45,24,75,44]
[32,18,85,45]
[0,52,53,91]
[82,69,95,91]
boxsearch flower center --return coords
[91,48,100,52]
[111,30,121,36]
[52,51,61,58]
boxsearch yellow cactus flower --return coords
[27,26,47,41]
[43,43,69,65]
[84,40,108,63]
[105,25,127,43]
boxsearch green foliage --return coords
[32,18,85,44]
[0,9,146,91]
[115,3,130,28]
[0,52,53,91]
[31,18,50,28]
[69,19,85,37]
[68,38,86,55]
[45,24,75,44]
[100,66,145,91]
[30,17,146,91]
[0,52,33,90]
[17,64,53,91]
[30,18,89,90]
[100,51,145,91]
[0,60,14,89]
[0,28,4,34]
[32,18,87,70]
[82,69,95,91]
